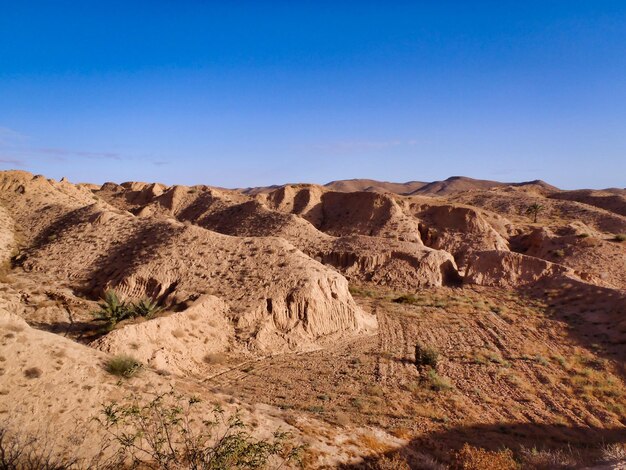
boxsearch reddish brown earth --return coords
[0,170,625,468]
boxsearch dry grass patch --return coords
[105,354,142,378]
[452,444,517,470]
[23,367,42,379]
[518,446,580,469]
[203,352,228,364]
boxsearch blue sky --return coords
[1,1,625,189]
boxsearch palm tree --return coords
[525,203,544,223]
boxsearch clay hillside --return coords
[1,169,625,468]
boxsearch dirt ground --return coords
[208,285,626,466]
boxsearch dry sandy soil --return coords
[0,170,625,469]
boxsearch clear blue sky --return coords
[1,1,625,189]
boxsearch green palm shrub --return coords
[94,290,134,326]
[133,297,163,318]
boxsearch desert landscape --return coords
[0,169,625,468]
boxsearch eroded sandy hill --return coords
[1,170,626,468]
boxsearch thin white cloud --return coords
[313,139,417,152]
[33,147,121,160]
[0,157,26,167]
[0,127,123,162]
[0,126,28,145]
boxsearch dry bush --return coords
[414,343,439,369]
[518,446,579,469]
[23,367,42,379]
[600,442,626,462]
[365,453,410,469]
[104,355,142,378]
[451,444,517,470]
[0,428,76,470]
[425,369,453,392]
[97,391,303,469]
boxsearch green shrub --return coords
[105,355,142,378]
[94,291,162,327]
[525,203,544,223]
[613,234,626,242]
[415,343,439,369]
[94,290,134,326]
[133,297,162,318]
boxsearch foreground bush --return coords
[97,391,303,469]
[1,392,303,469]
[0,428,76,470]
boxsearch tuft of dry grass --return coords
[365,453,411,469]
[600,442,626,463]
[105,355,142,378]
[451,444,517,470]
[518,446,580,469]
[359,434,393,454]
[425,369,453,392]
[23,367,42,379]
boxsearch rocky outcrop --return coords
[0,205,15,264]
[264,186,423,243]
[464,251,573,288]
[409,203,510,268]
[315,236,460,288]
[512,223,626,290]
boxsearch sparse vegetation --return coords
[23,367,42,379]
[424,369,453,392]
[525,203,544,223]
[105,354,142,378]
[94,290,162,327]
[94,290,134,326]
[392,294,419,305]
[132,297,163,317]
[348,285,377,298]
[366,453,411,470]
[0,428,76,470]
[452,444,517,470]
[97,391,303,469]
[613,233,626,242]
[518,445,579,468]
[600,442,626,462]
[414,343,440,369]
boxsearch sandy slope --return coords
[1,170,625,468]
